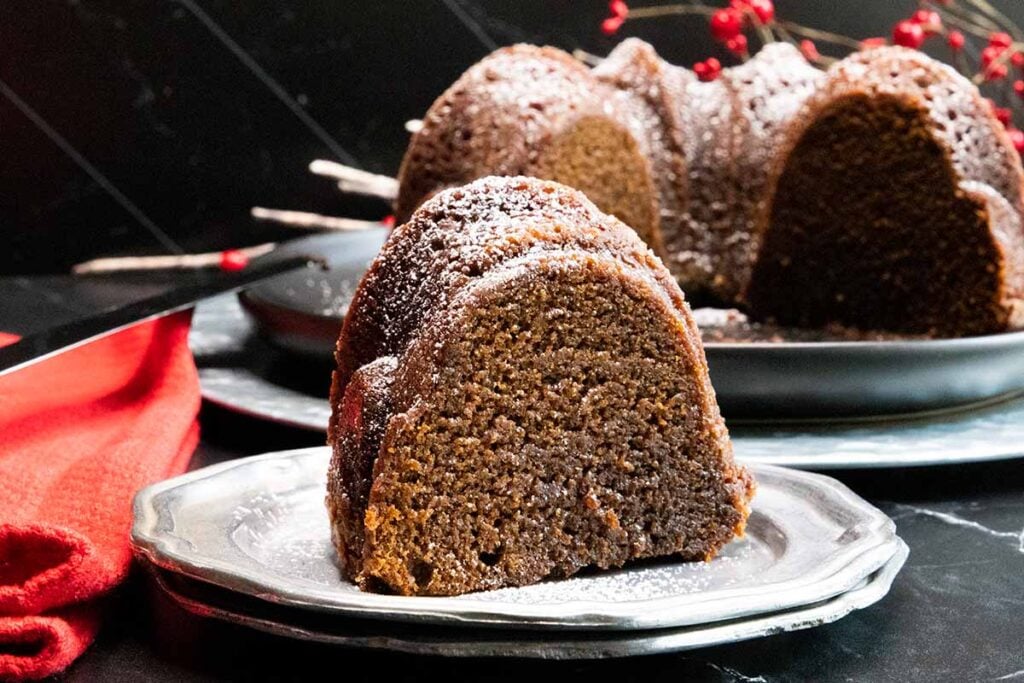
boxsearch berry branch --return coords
[599,0,1024,152]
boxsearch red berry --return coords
[994,106,1013,127]
[986,63,1009,81]
[860,37,888,49]
[693,58,722,82]
[726,34,749,56]
[1007,128,1024,154]
[609,0,628,18]
[710,8,743,41]
[910,10,942,34]
[729,0,774,23]
[1015,80,1024,98]
[989,32,1013,49]
[1013,52,1024,69]
[892,20,925,49]
[745,0,775,24]
[601,15,624,35]
[219,249,249,272]
[381,214,396,228]
[799,39,820,62]
[982,45,1005,67]
[947,30,965,52]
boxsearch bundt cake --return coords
[327,176,754,596]
[394,41,1024,337]
[747,47,1024,336]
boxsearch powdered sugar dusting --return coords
[718,42,823,300]
[662,42,822,300]
[594,39,692,266]
[396,45,627,221]
[828,47,1022,214]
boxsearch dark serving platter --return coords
[238,232,1024,420]
[705,333,1024,419]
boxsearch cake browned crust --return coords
[712,43,823,301]
[660,43,823,302]
[328,177,754,596]
[593,39,690,275]
[746,47,1024,336]
[327,355,397,573]
[395,45,664,258]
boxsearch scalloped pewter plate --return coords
[150,542,907,658]
[132,447,902,632]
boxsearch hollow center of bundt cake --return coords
[531,116,663,256]
[361,258,745,595]
[746,93,1004,336]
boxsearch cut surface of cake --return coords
[746,47,1024,336]
[328,176,754,596]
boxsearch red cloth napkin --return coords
[0,313,200,680]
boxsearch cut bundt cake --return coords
[395,45,665,259]
[393,41,1024,337]
[746,47,1024,336]
[328,176,754,596]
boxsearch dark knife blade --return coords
[0,253,321,377]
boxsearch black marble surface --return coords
[3,277,1023,682]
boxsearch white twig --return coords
[572,48,605,66]
[251,207,386,232]
[72,242,276,274]
[308,159,398,200]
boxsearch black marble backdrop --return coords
[3,1,1023,273]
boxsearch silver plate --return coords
[132,447,902,631]
[190,297,1024,469]
[150,543,907,658]
[703,336,1024,418]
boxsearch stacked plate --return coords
[132,447,907,658]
